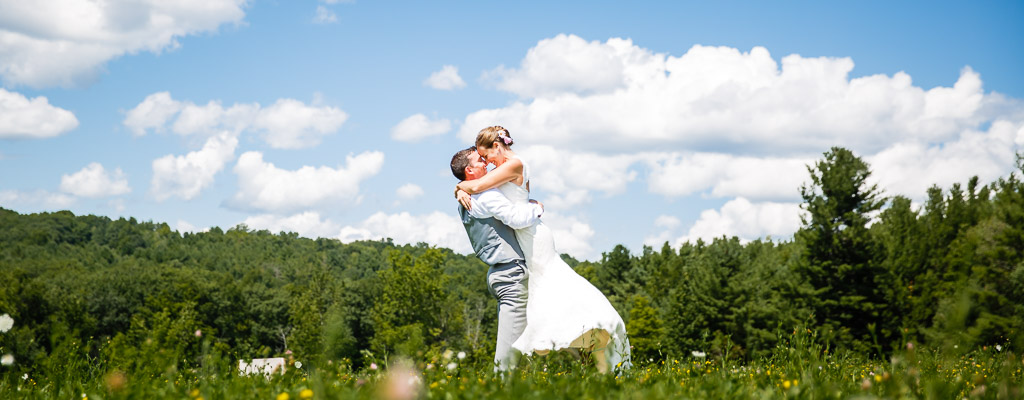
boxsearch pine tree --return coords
[795,147,895,353]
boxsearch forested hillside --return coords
[1,147,1022,374]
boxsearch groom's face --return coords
[464,153,488,180]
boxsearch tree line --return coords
[0,147,1022,374]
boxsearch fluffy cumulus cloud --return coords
[457,34,1024,243]
[646,153,810,201]
[0,88,78,139]
[230,150,384,213]
[243,212,341,238]
[463,35,994,155]
[176,219,207,233]
[253,99,349,149]
[0,189,75,211]
[396,183,425,201]
[677,198,802,245]
[338,211,472,254]
[0,0,247,88]
[644,215,682,247]
[123,92,183,136]
[424,65,467,91]
[868,120,1024,200]
[517,145,639,209]
[60,162,131,198]
[541,212,597,260]
[391,113,451,142]
[151,132,238,201]
[124,92,347,149]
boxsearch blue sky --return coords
[1,0,1022,260]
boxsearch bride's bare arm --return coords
[456,157,523,194]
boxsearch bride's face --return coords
[478,145,504,166]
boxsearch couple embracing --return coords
[450,126,631,373]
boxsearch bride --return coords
[455,126,631,373]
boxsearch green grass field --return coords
[3,331,1020,399]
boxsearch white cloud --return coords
[424,65,466,91]
[253,98,349,149]
[461,35,992,155]
[677,197,802,245]
[654,215,681,229]
[868,119,1023,200]
[517,145,639,209]
[243,212,341,238]
[391,113,451,142]
[313,5,338,24]
[541,212,597,260]
[230,150,384,213]
[172,100,257,137]
[396,183,425,201]
[123,92,183,136]
[0,189,75,210]
[338,211,472,253]
[644,215,683,247]
[59,162,131,198]
[457,35,1024,227]
[485,35,659,98]
[0,88,78,139]
[646,153,810,201]
[0,0,247,88]
[176,219,209,233]
[124,93,347,148]
[151,132,238,201]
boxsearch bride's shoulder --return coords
[503,155,524,170]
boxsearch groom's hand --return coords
[457,189,472,210]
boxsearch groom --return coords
[450,146,544,371]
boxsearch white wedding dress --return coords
[500,156,631,371]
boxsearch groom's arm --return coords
[469,190,543,229]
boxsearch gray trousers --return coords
[487,259,529,371]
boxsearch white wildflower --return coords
[446,362,456,371]
[295,361,303,369]
[691,351,706,358]
[1,354,13,366]
[995,345,1002,352]
[457,351,466,360]
[0,314,13,333]
[370,362,378,370]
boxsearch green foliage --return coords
[795,147,896,353]
[1,148,1024,391]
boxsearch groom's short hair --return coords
[450,146,477,181]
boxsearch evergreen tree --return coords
[795,147,895,353]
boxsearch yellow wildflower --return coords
[299,389,313,399]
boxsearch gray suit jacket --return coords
[458,188,542,265]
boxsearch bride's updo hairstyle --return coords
[476,126,513,150]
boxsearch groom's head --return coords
[450,146,487,181]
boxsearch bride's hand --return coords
[456,189,472,210]
[529,199,544,212]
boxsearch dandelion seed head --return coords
[0,314,12,333]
